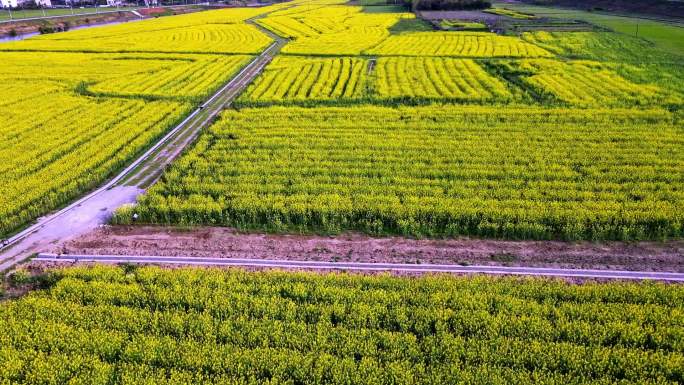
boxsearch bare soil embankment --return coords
[54,226,684,272]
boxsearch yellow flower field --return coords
[0,6,269,236]
[367,31,552,57]
[239,56,368,103]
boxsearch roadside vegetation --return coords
[1,265,682,383]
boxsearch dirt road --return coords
[55,226,684,273]
[0,21,287,273]
[32,253,684,281]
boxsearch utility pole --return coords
[635,23,639,38]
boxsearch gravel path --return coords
[54,226,684,273]
[33,253,684,281]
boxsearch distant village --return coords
[1,0,152,9]
[2,0,56,7]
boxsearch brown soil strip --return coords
[54,225,684,272]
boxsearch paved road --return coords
[0,188,142,272]
[0,21,287,273]
[33,254,684,281]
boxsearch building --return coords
[1,0,52,7]
[0,0,18,8]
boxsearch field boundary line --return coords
[34,254,684,281]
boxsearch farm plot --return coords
[88,55,252,101]
[0,23,272,54]
[239,56,513,105]
[0,93,189,237]
[118,106,684,241]
[280,26,391,55]
[257,4,364,37]
[521,61,666,106]
[0,6,267,237]
[1,265,682,384]
[374,57,512,101]
[506,2,684,57]
[366,32,552,57]
[521,31,676,62]
[238,56,369,105]
[492,59,676,107]
[484,7,537,20]
[257,4,406,55]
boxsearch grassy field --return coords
[0,7,138,22]
[498,2,684,56]
[1,265,682,384]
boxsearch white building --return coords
[1,0,52,7]
[0,0,18,8]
